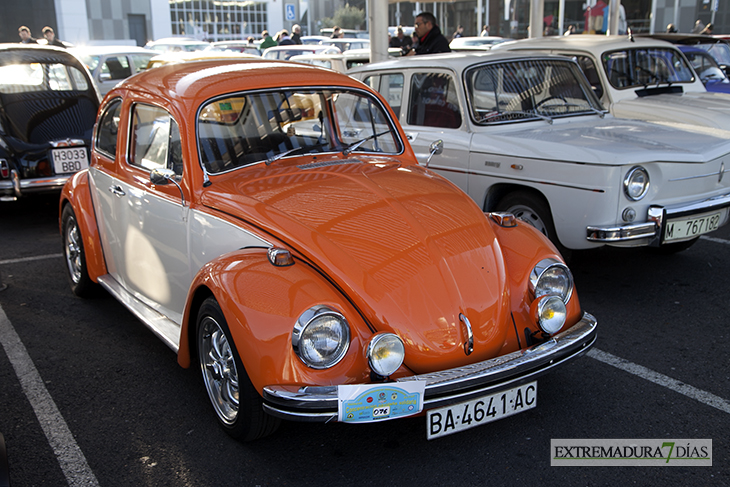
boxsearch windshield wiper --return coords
[537,103,606,118]
[342,130,391,156]
[265,141,331,165]
[480,110,553,124]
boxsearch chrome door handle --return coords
[108,185,125,197]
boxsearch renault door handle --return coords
[108,185,125,197]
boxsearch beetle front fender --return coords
[178,248,373,395]
[59,170,107,282]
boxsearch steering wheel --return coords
[535,95,568,109]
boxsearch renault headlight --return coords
[624,166,650,201]
[292,306,350,369]
[529,258,573,304]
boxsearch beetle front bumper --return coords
[586,191,730,245]
[262,311,597,422]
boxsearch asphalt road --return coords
[0,193,728,486]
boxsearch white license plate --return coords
[664,209,726,242]
[51,147,88,174]
[427,382,537,439]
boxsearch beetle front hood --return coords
[475,116,730,165]
[201,159,512,373]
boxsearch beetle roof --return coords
[116,58,368,101]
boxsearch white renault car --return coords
[350,52,730,257]
[491,35,730,130]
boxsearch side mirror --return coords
[99,73,112,82]
[426,139,443,167]
[150,167,186,207]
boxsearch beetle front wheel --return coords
[196,297,280,441]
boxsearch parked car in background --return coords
[351,52,730,255]
[144,37,209,53]
[71,46,156,95]
[677,45,730,93]
[205,41,261,56]
[145,50,259,69]
[320,38,370,52]
[261,44,340,60]
[0,44,99,201]
[449,36,507,51]
[300,35,330,45]
[319,28,369,39]
[640,33,730,75]
[289,53,349,72]
[492,35,730,131]
[59,58,597,441]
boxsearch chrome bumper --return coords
[0,169,70,200]
[586,191,730,245]
[262,312,597,422]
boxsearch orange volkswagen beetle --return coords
[59,59,597,441]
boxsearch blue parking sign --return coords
[286,4,296,20]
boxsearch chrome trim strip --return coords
[0,174,70,193]
[262,312,597,421]
[586,222,656,242]
[97,274,180,352]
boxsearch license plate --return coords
[51,147,88,174]
[664,208,726,242]
[427,382,537,439]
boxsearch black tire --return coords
[61,204,97,297]
[196,297,280,441]
[495,191,572,261]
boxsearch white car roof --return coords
[69,46,155,56]
[491,34,679,55]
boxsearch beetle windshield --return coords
[465,58,604,124]
[602,48,695,89]
[198,88,402,174]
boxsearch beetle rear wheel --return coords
[197,297,280,441]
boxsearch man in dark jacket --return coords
[405,12,450,56]
[42,27,66,48]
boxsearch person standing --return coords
[18,26,38,44]
[331,26,343,39]
[480,25,490,37]
[42,27,65,48]
[260,30,277,49]
[452,25,464,40]
[291,24,302,45]
[405,12,451,56]
[389,26,412,51]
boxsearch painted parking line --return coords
[0,304,100,487]
[588,348,730,415]
[700,235,730,245]
[0,253,63,266]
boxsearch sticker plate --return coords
[338,381,425,423]
[427,382,537,439]
[51,147,88,174]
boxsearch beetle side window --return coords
[130,104,183,176]
[95,99,123,158]
[407,73,461,129]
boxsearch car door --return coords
[97,55,133,95]
[370,69,471,192]
[91,99,189,325]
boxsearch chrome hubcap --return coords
[64,217,82,284]
[507,204,548,235]
[199,316,239,424]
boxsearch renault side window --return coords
[407,72,461,128]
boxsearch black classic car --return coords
[0,44,99,201]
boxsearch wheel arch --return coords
[484,183,552,214]
[59,170,107,282]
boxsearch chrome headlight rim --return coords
[623,166,650,201]
[534,295,567,335]
[292,305,350,370]
[529,258,574,304]
[367,332,405,377]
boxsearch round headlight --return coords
[367,333,405,377]
[534,295,567,334]
[624,166,650,201]
[292,306,350,369]
[529,258,573,303]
